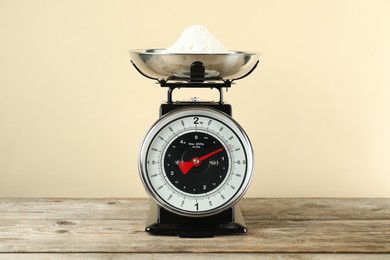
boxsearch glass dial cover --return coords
[138,107,253,217]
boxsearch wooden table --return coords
[0,198,389,259]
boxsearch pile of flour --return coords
[163,25,229,54]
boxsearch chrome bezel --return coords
[138,107,254,217]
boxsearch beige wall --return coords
[1,0,389,197]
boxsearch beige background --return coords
[1,0,389,198]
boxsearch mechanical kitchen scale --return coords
[130,49,259,237]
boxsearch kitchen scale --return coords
[130,49,259,237]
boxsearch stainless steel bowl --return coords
[129,49,260,81]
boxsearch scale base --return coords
[145,202,247,238]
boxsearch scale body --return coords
[131,50,259,237]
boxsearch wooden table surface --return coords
[0,198,389,259]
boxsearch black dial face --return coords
[164,132,229,194]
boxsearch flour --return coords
[163,25,229,54]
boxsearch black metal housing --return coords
[160,102,232,117]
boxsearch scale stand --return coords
[145,202,246,238]
[132,59,258,237]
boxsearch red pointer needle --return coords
[178,148,223,175]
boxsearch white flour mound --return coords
[163,25,229,54]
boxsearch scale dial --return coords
[139,107,253,217]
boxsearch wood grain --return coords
[1,198,389,220]
[0,254,390,260]
[0,198,389,256]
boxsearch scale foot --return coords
[145,203,247,238]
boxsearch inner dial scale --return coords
[139,107,253,217]
[165,131,228,194]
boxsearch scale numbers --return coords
[139,107,253,217]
